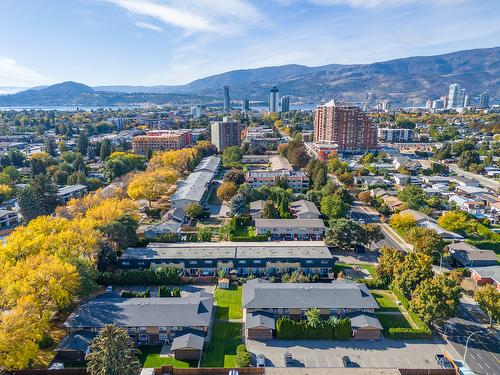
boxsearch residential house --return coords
[57,184,88,203]
[254,218,326,240]
[449,176,480,187]
[289,200,321,219]
[392,173,411,186]
[242,279,381,340]
[380,195,405,212]
[249,200,266,220]
[456,185,489,197]
[469,266,500,290]
[400,209,463,240]
[0,209,19,229]
[119,241,334,277]
[447,242,497,267]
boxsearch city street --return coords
[441,301,500,375]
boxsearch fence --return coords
[399,369,456,375]
[155,367,265,375]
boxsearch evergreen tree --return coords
[100,139,112,160]
[17,174,60,222]
[77,131,89,155]
[262,200,280,219]
[87,324,140,375]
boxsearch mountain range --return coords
[0,47,498,107]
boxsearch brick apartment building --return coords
[132,129,192,154]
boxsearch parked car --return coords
[105,286,113,293]
[284,351,293,367]
[256,353,266,368]
[342,355,352,367]
[358,219,366,224]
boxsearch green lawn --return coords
[138,345,196,368]
[201,322,242,368]
[214,285,243,320]
[375,313,412,331]
[371,290,400,312]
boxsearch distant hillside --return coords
[0,81,209,107]
[1,47,498,106]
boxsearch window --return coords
[189,261,197,265]
[138,334,148,341]
[239,260,247,264]
[204,260,212,264]
[306,260,313,264]
[254,260,261,264]
[122,261,129,266]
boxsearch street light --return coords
[464,330,484,368]
[432,251,443,273]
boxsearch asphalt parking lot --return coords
[245,338,450,369]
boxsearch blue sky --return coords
[0,0,499,88]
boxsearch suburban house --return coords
[57,184,88,203]
[447,242,498,267]
[170,156,220,210]
[380,195,405,212]
[469,266,500,290]
[242,279,380,340]
[119,241,334,277]
[254,218,326,240]
[170,330,206,361]
[400,209,463,240]
[143,207,186,240]
[56,294,213,363]
[0,209,19,229]
[449,176,480,187]
[249,200,266,220]
[392,173,411,186]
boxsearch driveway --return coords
[246,338,451,369]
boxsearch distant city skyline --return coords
[0,0,499,88]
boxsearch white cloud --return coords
[134,21,163,32]
[0,57,52,87]
[105,0,264,34]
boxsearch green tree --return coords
[405,227,445,255]
[410,272,462,326]
[474,284,500,327]
[17,174,60,222]
[87,324,141,375]
[320,194,349,219]
[229,193,247,217]
[393,252,433,298]
[305,308,321,328]
[100,139,112,160]
[221,146,243,168]
[197,227,212,242]
[458,150,480,170]
[77,131,89,155]
[99,214,138,251]
[362,223,384,248]
[376,246,405,285]
[224,168,245,185]
[397,184,427,209]
[325,219,364,249]
[44,137,57,157]
[184,203,205,220]
[262,200,280,219]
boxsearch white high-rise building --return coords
[269,86,279,113]
[447,83,466,109]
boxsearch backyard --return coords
[138,345,196,368]
[201,322,243,368]
[333,262,376,279]
[214,285,243,320]
[371,289,418,332]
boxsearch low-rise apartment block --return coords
[119,241,334,277]
[132,129,192,155]
[254,218,326,240]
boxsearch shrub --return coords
[276,317,335,340]
[358,278,387,289]
[38,333,54,349]
[98,268,181,286]
[391,286,431,333]
[387,328,431,339]
[236,344,247,355]
[172,287,181,297]
[333,317,352,340]
[235,350,252,368]
[231,235,268,242]
[121,290,151,298]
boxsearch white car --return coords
[256,353,266,367]
[358,218,366,224]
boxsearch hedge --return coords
[276,317,351,340]
[98,268,181,286]
[387,328,432,339]
[390,286,432,338]
[230,235,268,242]
[358,278,387,289]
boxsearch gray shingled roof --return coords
[170,331,205,351]
[254,219,325,229]
[246,312,275,329]
[194,156,221,173]
[290,200,320,217]
[242,279,379,310]
[63,296,213,329]
[55,331,96,352]
[448,242,497,262]
[347,312,383,330]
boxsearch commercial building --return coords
[242,279,381,340]
[243,99,250,112]
[378,128,413,143]
[254,218,326,240]
[170,156,220,210]
[223,85,230,112]
[118,241,334,277]
[312,100,377,160]
[132,130,192,155]
[280,95,290,112]
[479,92,490,108]
[269,86,279,113]
[210,117,244,151]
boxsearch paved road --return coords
[349,202,407,252]
[448,164,499,192]
[441,302,500,375]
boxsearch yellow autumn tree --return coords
[0,296,49,370]
[0,184,13,201]
[127,169,179,206]
[149,148,200,175]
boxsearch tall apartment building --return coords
[378,128,414,143]
[479,92,490,108]
[211,117,244,151]
[280,95,290,112]
[312,100,377,160]
[269,87,279,113]
[132,130,192,155]
[223,86,230,112]
[447,83,466,109]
